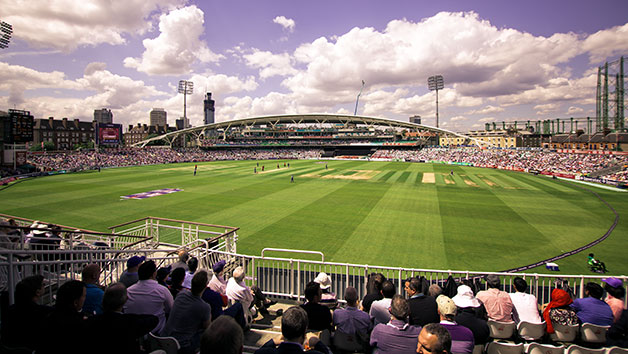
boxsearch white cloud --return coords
[534,103,559,115]
[124,6,222,75]
[273,16,295,33]
[243,50,298,79]
[450,116,468,122]
[478,117,495,123]
[567,106,584,115]
[582,23,628,64]
[467,105,505,115]
[2,0,185,52]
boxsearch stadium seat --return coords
[518,321,546,341]
[486,342,523,354]
[606,347,628,354]
[549,323,579,343]
[526,343,565,354]
[565,345,605,354]
[488,319,517,339]
[580,323,610,344]
[145,332,180,354]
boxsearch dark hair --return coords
[390,294,409,320]
[56,280,86,311]
[14,275,44,304]
[605,283,626,299]
[366,273,386,294]
[409,277,421,293]
[344,286,358,304]
[103,283,127,312]
[170,267,186,286]
[201,315,243,354]
[381,280,396,298]
[585,282,604,299]
[422,323,452,354]
[513,277,527,293]
[81,264,100,282]
[156,267,171,284]
[188,257,199,273]
[589,253,594,257]
[192,270,209,295]
[138,260,157,280]
[304,281,320,302]
[282,306,308,341]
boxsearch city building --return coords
[123,123,175,146]
[93,108,113,124]
[150,108,167,128]
[176,117,190,130]
[33,117,94,150]
[410,115,421,125]
[204,92,215,125]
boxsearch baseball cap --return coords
[127,255,146,268]
[602,277,623,288]
[436,295,457,316]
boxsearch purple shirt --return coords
[570,297,614,326]
[333,306,372,334]
[441,321,475,354]
[125,279,174,334]
[370,319,421,354]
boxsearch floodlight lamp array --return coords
[0,21,12,49]
[427,75,444,91]
[177,80,194,94]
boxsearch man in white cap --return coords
[436,295,474,354]
[452,285,490,346]
[314,272,337,309]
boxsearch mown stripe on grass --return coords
[397,171,411,183]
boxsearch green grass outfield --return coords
[1,159,626,275]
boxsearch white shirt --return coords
[226,277,254,309]
[208,274,227,295]
[125,279,174,334]
[370,297,393,326]
[509,292,542,323]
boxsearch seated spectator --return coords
[38,280,86,354]
[542,288,578,334]
[209,260,228,294]
[202,279,246,329]
[452,285,490,346]
[182,256,199,289]
[1,275,53,350]
[300,281,333,331]
[254,306,330,354]
[169,267,186,298]
[370,294,422,353]
[125,260,174,334]
[570,282,614,326]
[603,277,626,323]
[417,323,453,354]
[85,283,158,354]
[172,249,190,271]
[119,255,145,288]
[406,277,439,326]
[607,309,628,348]
[163,270,212,354]
[226,266,274,320]
[156,266,171,287]
[429,284,443,298]
[201,315,244,354]
[370,280,396,325]
[509,277,542,324]
[333,286,371,352]
[475,275,514,322]
[362,272,385,313]
[436,295,474,354]
[314,272,338,309]
[82,263,104,316]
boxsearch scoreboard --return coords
[5,109,34,143]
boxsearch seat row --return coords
[485,342,628,354]
[488,320,610,344]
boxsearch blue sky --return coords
[1,0,628,132]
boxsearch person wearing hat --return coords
[452,285,490,346]
[314,272,338,309]
[475,275,514,322]
[209,260,227,295]
[603,277,626,323]
[542,288,578,334]
[436,295,474,354]
[119,255,145,288]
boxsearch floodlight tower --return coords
[178,80,194,128]
[428,75,444,128]
[0,21,13,49]
[354,80,365,116]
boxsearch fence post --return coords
[297,260,301,301]
[7,253,15,305]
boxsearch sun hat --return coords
[602,277,623,288]
[436,295,457,316]
[314,272,332,289]
[452,285,481,308]
[127,255,146,268]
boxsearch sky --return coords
[1,0,628,132]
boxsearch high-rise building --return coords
[150,108,167,128]
[93,108,113,124]
[204,92,215,125]
[410,115,421,125]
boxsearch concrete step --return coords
[243,299,300,352]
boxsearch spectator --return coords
[452,285,490,346]
[1,275,52,350]
[169,267,186,299]
[509,277,542,324]
[542,288,578,334]
[209,259,228,294]
[300,281,333,331]
[475,275,514,322]
[314,272,338,309]
[406,277,439,326]
[82,263,104,316]
[370,294,422,353]
[38,280,86,354]
[333,286,371,351]
[370,280,396,325]
[156,266,171,287]
[226,266,274,320]
[162,270,212,354]
[429,284,443,298]
[172,249,190,271]
[417,323,452,354]
[201,315,244,354]
[124,260,174,334]
[119,255,145,288]
[182,256,199,289]
[85,282,158,354]
[362,272,386,313]
[603,277,626,323]
[202,282,247,328]
[436,295,474,354]
[607,309,628,348]
[254,306,330,354]
[570,282,614,326]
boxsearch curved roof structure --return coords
[133,113,489,147]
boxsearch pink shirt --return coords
[477,288,515,322]
[606,295,626,323]
[125,279,174,334]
